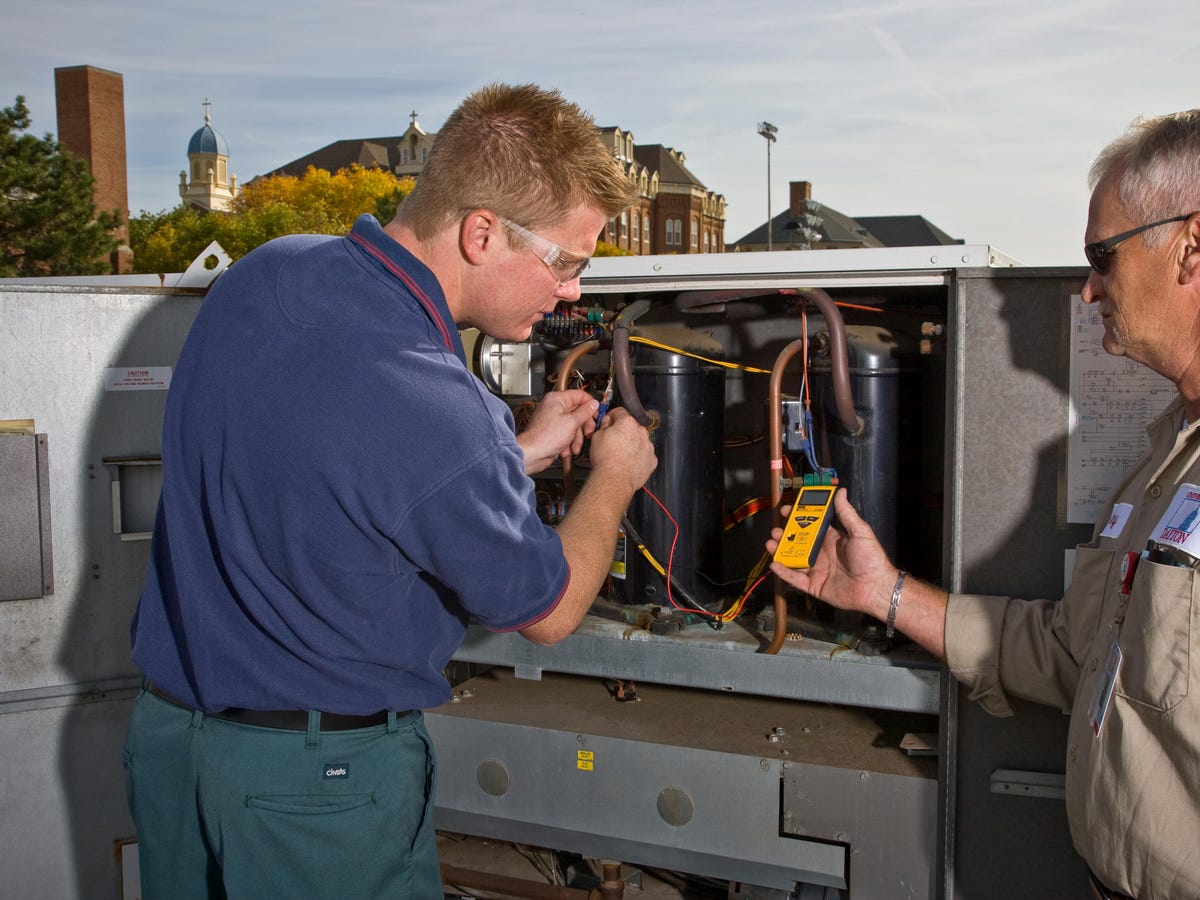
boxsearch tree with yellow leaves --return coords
[130,164,415,274]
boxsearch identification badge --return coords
[1149,484,1200,558]
[1100,503,1133,539]
[1088,642,1123,735]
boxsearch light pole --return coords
[756,121,778,251]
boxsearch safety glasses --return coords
[500,217,591,284]
[1084,212,1197,275]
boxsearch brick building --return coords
[53,65,131,272]
[598,128,725,255]
[265,117,725,256]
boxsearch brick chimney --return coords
[54,65,132,273]
[789,181,813,219]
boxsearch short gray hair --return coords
[1089,109,1200,247]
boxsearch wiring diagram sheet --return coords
[1067,294,1175,524]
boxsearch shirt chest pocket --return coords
[1115,558,1195,711]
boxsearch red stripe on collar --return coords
[348,231,454,352]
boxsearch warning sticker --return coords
[104,367,172,392]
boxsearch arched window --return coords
[632,214,640,243]
[670,218,683,246]
[691,218,699,249]
[620,211,628,240]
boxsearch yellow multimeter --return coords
[773,486,837,569]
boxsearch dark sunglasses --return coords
[1084,212,1197,275]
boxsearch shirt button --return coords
[1149,484,1162,498]
[1069,747,1077,763]
[1090,657,1098,671]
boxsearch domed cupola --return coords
[179,98,238,212]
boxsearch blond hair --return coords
[395,83,636,239]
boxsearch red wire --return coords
[801,306,811,407]
[639,486,686,613]
[641,486,767,621]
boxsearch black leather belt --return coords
[145,681,403,732]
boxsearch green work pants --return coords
[123,689,441,899]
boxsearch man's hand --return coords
[767,489,894,615]
[521,406,657,645]
[588,407,657,494]
[517,389,599,475]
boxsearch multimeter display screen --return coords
[799,488,832,505]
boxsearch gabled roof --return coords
[733,203,885,249]
[731,204,960,249]
[264,137,405,178]
[853,215,963,247]
[632,145,709,189]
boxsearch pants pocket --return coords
[244,792,376,815]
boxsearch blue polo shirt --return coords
[131,215,568,714]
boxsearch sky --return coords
[3,0,1198,267]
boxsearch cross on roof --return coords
[410,110,419,125]
[203,97,212,124]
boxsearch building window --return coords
[620,211,628,241]
[633,214,640,243]
[421,148,428,163]
[691,218,699,249]
[401,148,409,165]
[667,218,683,246]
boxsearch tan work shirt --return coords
[945,395,1200,899]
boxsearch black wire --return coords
[620,515,723,630]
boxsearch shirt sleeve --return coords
[946,585,1087,718]
[389,437,569,632]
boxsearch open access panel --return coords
[426,246,1097,899]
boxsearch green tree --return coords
[130,164,416,273]
[0,95,120,277]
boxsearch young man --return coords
[770,109,1200,900]
[125,83,657,898]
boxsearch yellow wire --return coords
[629,335,772,374]
[632,539,667,576]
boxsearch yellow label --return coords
[577,750,594,761]
[577,750,594,771]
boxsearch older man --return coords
[770,109,1200,900]
[125,83,657,898]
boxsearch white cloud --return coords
[3,0,1198,264]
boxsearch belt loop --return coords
[189,709,204,731]
[387,711,398,734]
[306,710,321,748]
